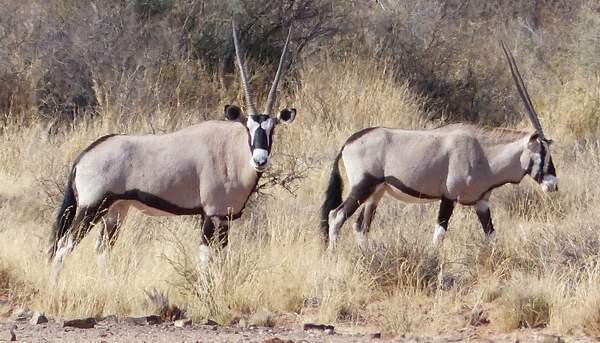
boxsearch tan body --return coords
[75,121,257,217]
[342,125,530,205]
[321,123,557,251]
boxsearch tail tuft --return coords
[48,168,77,262]
[319,152,344,244]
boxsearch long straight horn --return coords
[500,41,545,138]
[264,26,292,115]
[232,20,257,116]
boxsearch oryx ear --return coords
[276,108,296,124]
[527,132,541,149]
[529,132,540,142]
[224,105,243,121]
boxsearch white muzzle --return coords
[251,148,271,172]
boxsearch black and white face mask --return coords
[246,114,276,172]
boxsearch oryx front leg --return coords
[433,197,455,247]
[328,176,380,252]
[474,200,495,241]
[212,217,231,260]
[198,216,215,267]
[353,187,384,252]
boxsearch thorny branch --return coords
[254,153,311,197]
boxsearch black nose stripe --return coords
[253,127,269,150]
[535,143,546,183]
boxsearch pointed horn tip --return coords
[263,25,294,115]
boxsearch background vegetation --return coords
[1,0,599,338]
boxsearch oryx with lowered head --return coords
[49,21,296,279]
[320,42,557,251]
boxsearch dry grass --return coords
[0,50,599,340]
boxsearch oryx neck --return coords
[485,135,532,184]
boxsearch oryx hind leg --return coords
[433,197,455,246]
[353,186,385,252]
[328,175,382,251]
[50,206,99,285]
[95,201,130,266]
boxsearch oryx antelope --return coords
[320,42,557,251]
[48,21,296,279]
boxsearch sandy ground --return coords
[0,315,595,343]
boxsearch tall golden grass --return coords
[1,51,600,338]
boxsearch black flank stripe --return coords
[102,190,205,216]
[384,176,438,199]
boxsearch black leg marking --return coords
[476,207,495,236]
[341,175,382,219]
[201,216,230,248]
[354,203,378,234]
[71,202,111,247]
[437,197,455,230]
[97,210,127,252]
[355,209,366,232]
[201,217,216,245]
[217,222,229,248]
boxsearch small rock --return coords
[237,318,248,328]
[370,332,382,339]
[30,312,48,325]
[125,315,161,326]
[535,334,563,343]
[12,307,32,321]
[203,318,219,326]
[303,323,335,332]
[174,318,192,328]
[324,328,334,335]
[263,338,294,343]
[62,317,96,329]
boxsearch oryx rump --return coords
[320,42,557,250]
[49,21,297,279]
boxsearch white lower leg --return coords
[96,251,108,269]
[488,230,496,243]
[432,224,446,247]
[327,210,345,251]
[354,226,368,252]
[50,234,74,286]
[220,246,229,261]
[198,244,211,267]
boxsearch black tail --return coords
[48,167,77,262]
[319,151,344,244]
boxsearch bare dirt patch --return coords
[0,315,594,343]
